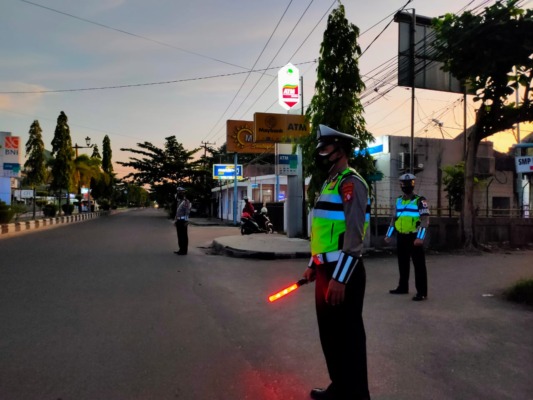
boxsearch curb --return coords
[211,238,310,259]
[0,210,111,238]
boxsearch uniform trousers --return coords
[396,232,427,296]
[175,220,189,254]
[315,258,370,400]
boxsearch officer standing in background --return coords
[174,187,191,255]
[384,173,429,301]
[303,125,371,400]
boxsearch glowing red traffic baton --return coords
[268,278,308,302]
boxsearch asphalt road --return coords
[1,208,532,400]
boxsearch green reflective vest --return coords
[310,168,370,255]
[394,196,421,233]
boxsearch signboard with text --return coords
[1,132,21,178]
[213,164,243,180]
[515,156,533,173]
[254,113,309,143]
[278,63,300,110]
[226,120,275,154]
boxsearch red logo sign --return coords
[282,84,299,108]
[5,136,19,149]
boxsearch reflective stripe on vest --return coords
[394,196,420,233]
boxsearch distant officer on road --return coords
[303,124,371,400]
[174,187,191,255]
[384,173,429,301]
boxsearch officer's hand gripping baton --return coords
[268,278,308,302]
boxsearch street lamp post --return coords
[72,136,94,212]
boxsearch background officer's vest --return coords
[311,168,369,255]
[394,196,421,233]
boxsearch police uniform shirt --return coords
[339,174,368,258]
[175,198,191,221]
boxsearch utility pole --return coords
[200,141,215,216]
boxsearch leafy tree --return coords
[50,111,75,214]
[23,120,46,187]
[91,144,101,159]
[98,135,115,201]
[300,3,375,205]
[442,162,481,213]
[74,155,102,191]
[433,0,533,249]
[102,135,113,174]
[118,136,198,207]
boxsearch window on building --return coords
[492,197,510,216]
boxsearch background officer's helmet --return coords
[399,173,416,188]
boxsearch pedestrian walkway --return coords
[211,233,310,259]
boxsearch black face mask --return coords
[314,146,341,170]
[401,185,414,195]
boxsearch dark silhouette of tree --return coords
[300,3,375,205]
[118,136,198,208]
[50,111,75,214]
[24,120,46,187]
[433,0,533,249]
[91,144,101,159]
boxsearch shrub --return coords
[504,279,533,307]
[0,201,15,224]
[43,204,58,217]
[99,199,111,210]
[61,204,75,215]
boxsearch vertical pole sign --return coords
[278,63,300,111]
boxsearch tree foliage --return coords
[432,0,533,248]
[102,135,113,174]
[50,111,75,198]
[300,3,375,204]
[118,136,198,207]
[91,144,101,159]
[23,120,46,187]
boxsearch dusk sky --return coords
[1,0,531,178]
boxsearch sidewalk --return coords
[188,217,311,259]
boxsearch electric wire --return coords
[200,0,295,143]
[15,0,256,72]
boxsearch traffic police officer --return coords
[174,187,191,255]
[303,125,371,400]
[384,173,429,301]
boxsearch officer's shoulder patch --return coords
[341,181,355,202]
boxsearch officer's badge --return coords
[342,182,354,202]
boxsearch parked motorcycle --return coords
[240,210,274,235]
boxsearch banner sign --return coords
[213,164,243,180]
[254,113,309,143]
[278,63,300,110]
[226,120,275,154]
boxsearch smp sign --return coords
[515,156,533,173]
[213,164,243,180]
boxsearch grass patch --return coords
[504,279,533,307]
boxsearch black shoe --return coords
[310,388,332,400]
[412,294,427,301]
[389,288,408,294]
[174,251,187,255]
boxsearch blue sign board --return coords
[213,164,243,180]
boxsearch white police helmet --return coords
[399,173,416,187]
[315,124,355,151]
